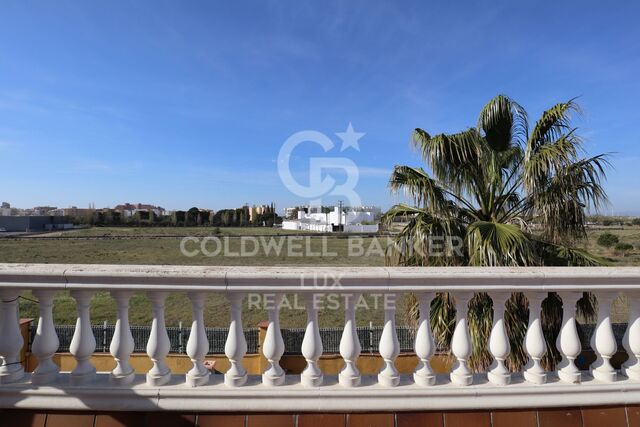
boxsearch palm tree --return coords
[383,95,610,370]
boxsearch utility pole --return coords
[338,200,343,232]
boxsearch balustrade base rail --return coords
[2,372,640,412]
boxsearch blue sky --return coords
[1,1,639,213]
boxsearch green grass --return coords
[39,226,317,237]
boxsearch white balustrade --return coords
[31,290,60,384]
[557,292,582,384]
[146,292,171,386]
[590,291,618,382]
[339,293,361,387]
[0,290,24,384]
[109,291,135,385]
[524,291,547,384]
[301,293,323,387]
[186,292,210,387]
[378,293,400,386]
[7,264,640,410]
[488,292,511,385]
[413,292,436,386]
[450,292,473,386]
[69,290,97,385]
[262,293,285,386]
[623,292,640,380]
[224,293,247,387]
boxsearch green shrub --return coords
[632,218,640,226]
[614,242,634,251]
[597,232,619,248]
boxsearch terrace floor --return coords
[1,406,637,427]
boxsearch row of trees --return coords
[68,205,280,227]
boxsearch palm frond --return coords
[384,205,466,266]
[478,95,528,152]
[466,221,534,266]
[412,128,483,193]
[388,166,452,215]
[533,238,608,266]
[529,154,610,242]
[526,99,581,160]
[523,129,582,191]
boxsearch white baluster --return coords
[262,293,285,386]
[524,292,547,384]
[556,292,582,384]
[590,291,618,382]
[488,292,511,385]
[69,290,96,385]
[224,293,247,387]
[623,292,640,380]
[146,292,171,386]
[450,292,473,386]
[31,290,60,384]
[339,293,361,387]
[109,291,135,385]
[413,292,436,386]
[301,293,323,387]
[378,293,400,387]
[186,292,210,387]
[0,290,25,384]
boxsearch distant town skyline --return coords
[2,2,639,214]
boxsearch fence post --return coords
[103,320,108,352]
[178,321,183,354]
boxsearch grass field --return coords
[37,226,318,237]
[2,226,639,327]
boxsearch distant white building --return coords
[282,205,380,232]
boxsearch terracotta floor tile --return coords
[95,412,147,427]
[145,413,195,427]
[491,410,537,427]
[444,411,491,427]
[538,408,583,427]
[198,414,245,427]
[247,414,295,427]
[298,413,346,427]
[628,406,640,427]
[45,413,95,427]
[582,406,627,427]
[0,410,46,427]
[346,413,394,427]
[397,412,443,427]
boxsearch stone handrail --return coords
[1,263,640,412]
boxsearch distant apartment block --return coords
[1,202,11,216]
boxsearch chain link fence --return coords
[28,324,421,355]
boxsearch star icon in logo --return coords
[336,122,365,152]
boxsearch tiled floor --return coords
[0,406,636,427]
